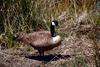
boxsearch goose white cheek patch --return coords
[52,22,55,26]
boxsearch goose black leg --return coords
[38,50,44,56]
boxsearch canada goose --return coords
[14,20,61,56]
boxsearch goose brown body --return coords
[14,20,61,56]
[16,31,61,56]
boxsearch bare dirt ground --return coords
[0,33,99,67]
[0,11,99,67]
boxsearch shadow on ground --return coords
[25,54,70,63]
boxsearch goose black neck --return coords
[50,24,57,37]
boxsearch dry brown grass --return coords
[0,0,99,67]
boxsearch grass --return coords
[0,0,99,67]
[58,56,87,67]
[96,13,100,25]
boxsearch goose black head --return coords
[51,20,59,27]
[50,20,59,37]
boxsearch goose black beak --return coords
[56,24,60,29]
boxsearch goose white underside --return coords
[52,35,61,44]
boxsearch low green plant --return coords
[6,32,16,48]
[96,14,100,25]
